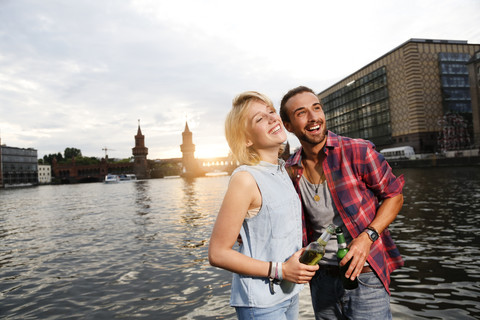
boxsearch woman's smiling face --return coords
[245,100,286,150]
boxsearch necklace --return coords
[303,163,325,202]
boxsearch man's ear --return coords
[283,121,293,133]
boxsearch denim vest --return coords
[230,161,303,308]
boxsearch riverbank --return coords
[388,154,480,168]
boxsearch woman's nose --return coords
[268,113,277,123]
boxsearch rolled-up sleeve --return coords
[363,145,405,201]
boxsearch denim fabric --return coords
[310,269,392,320]
[235,294,299,320]
[230,161,303,308]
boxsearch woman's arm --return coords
[208,171,318,283]
[208,171,271,276]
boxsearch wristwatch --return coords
[364,227,379,242]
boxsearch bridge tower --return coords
[132,120,150,179]
[180,121,203,177]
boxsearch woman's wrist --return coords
[268,261,283,281]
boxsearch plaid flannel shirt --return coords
[285,131,405,294]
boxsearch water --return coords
[1,166,479,319]
[389,166,480,319]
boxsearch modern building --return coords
[38,164,52,184]
[318,39,480,154]
[0,138,2,187]
[467,50,480,149]
[0,144,38,188]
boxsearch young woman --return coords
[208,91,318,320]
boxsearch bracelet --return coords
[268,262,283,281]
[270,262,282,281]
[268,262,283,294]
[269,261,275,279]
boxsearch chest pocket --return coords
[265,196,298,239]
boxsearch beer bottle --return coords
[299,224,336,265]
[336,226,358,289]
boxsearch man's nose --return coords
[306,109,316,121]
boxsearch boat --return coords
[118,174,137,181]
[205,170,229,177]
[104,174,120,183]
[104,174,137,183]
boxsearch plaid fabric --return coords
[285,131,405,294]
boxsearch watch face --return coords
[367,229,379,241]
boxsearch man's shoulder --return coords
[285,148,302,168]
[332,132,375,149]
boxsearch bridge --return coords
[52,157,134,183]
[198,156,237,175]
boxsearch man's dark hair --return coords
[280,86,316,122]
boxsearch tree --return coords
[64,147,82,159]
[43,152,63,164]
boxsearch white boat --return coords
[104,174,120,183]
[205,171,229,177]
[119,174,137,181]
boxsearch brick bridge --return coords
[52,157,134,183]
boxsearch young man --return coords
[280,86,405,320]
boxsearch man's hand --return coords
[340,232,373,280]
[340,194,405,280]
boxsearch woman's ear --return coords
[246,140,253,147]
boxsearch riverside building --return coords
[0,144,38,188]
[318,38,480,154]
[38,164,52,184]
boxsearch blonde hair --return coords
[225,91,276,166]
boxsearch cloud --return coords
[0,0,479,160]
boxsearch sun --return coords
[195,143,230,159]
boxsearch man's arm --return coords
[339,193,404,280]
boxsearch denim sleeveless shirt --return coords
[230,160,303,308]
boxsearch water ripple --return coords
[1,168,480,319]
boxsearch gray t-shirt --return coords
[299,175,353,265]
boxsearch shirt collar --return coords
[287,131,337,168]
[258,159,285,173]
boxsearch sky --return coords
[1,0,479,160]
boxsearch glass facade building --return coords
[322,67,392,146]
[439,52,472,114]
[318,39,480,153]
[0,146,38,186]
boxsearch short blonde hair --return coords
[225,91,274,165]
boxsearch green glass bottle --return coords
[336,227,358,289]
[299,224,336,265]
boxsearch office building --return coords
[467,50,480,149]
[0,145,38,187]
[318,39,480,153]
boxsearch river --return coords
[1,166,479,319]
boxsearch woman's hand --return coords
[281,248,319,284]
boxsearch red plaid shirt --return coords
[285,131,405,293]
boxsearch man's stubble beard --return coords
[298,126,327,147]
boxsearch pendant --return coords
[314,194,320,202]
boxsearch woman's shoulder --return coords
[230,168,257,189]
